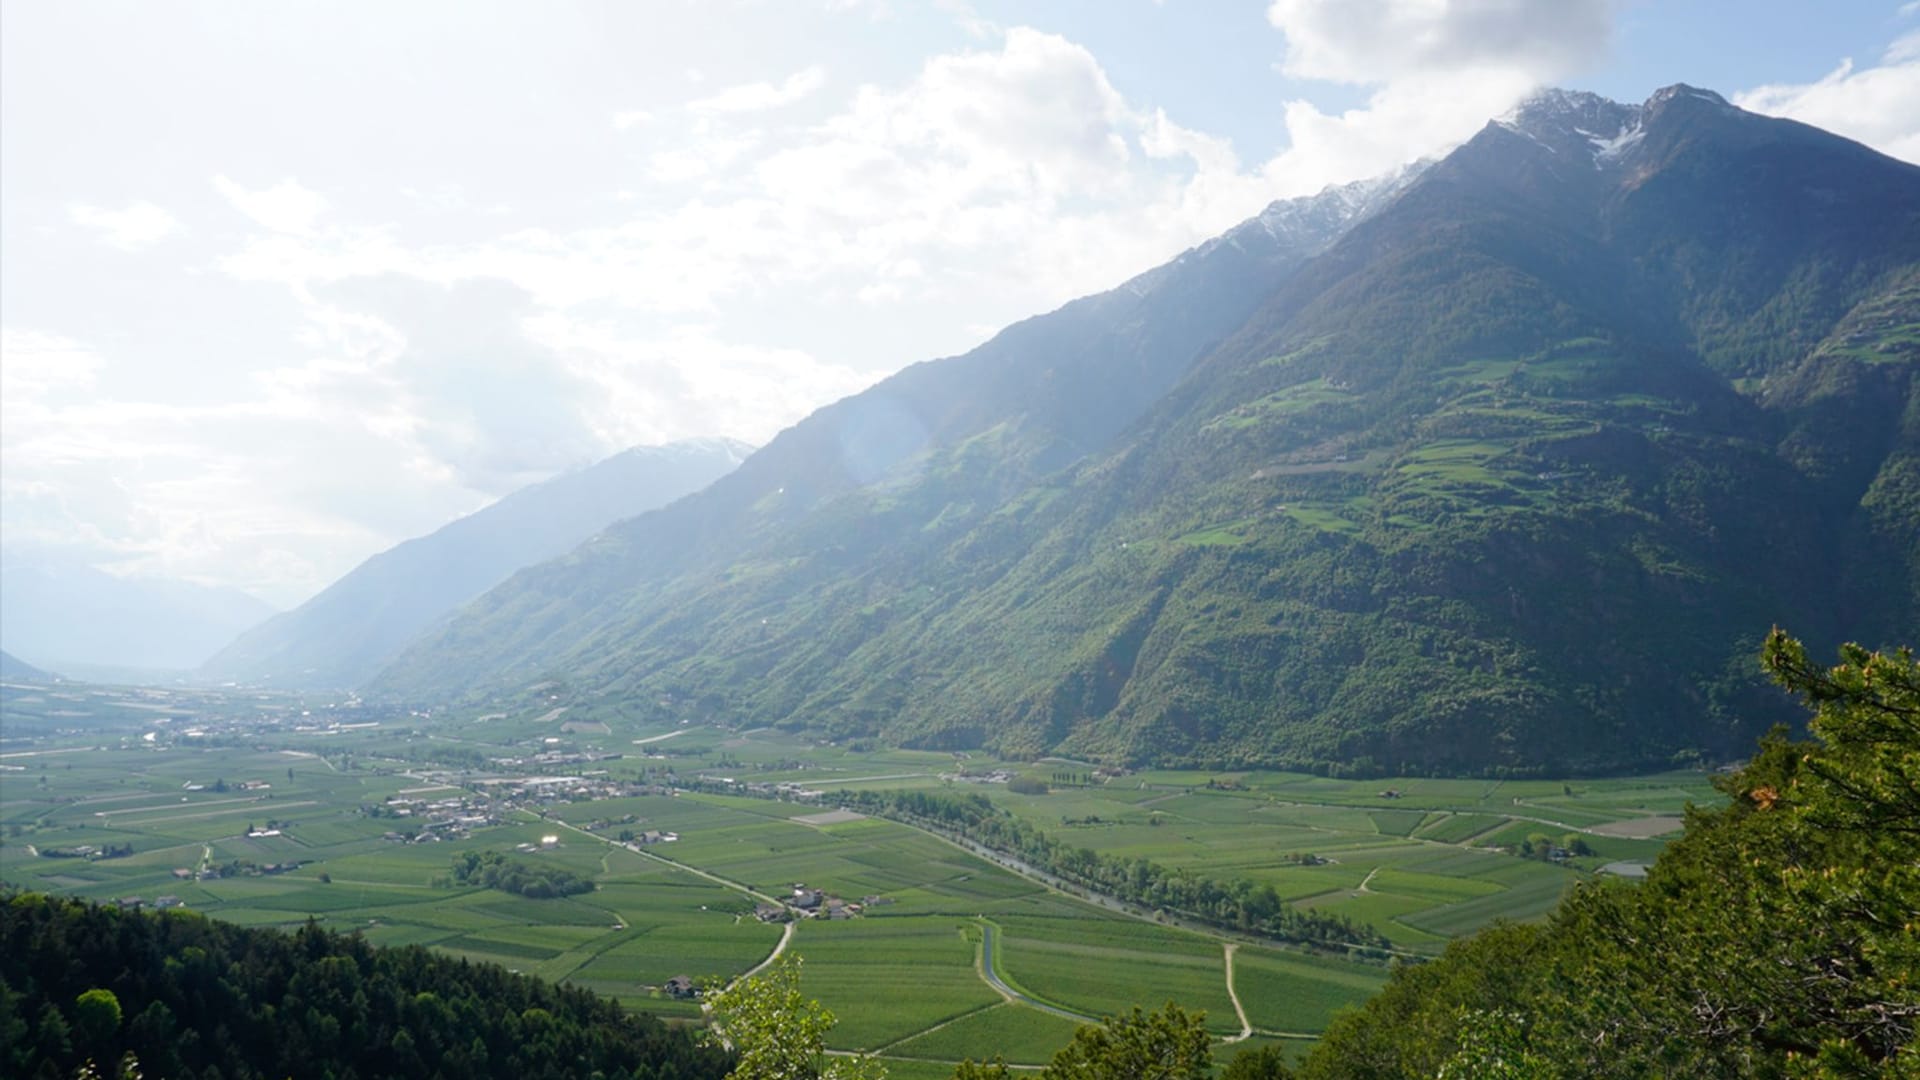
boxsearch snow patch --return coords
[1589,122,1646,165]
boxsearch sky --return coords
[3,0,1918,609]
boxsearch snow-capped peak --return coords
[1492,84,1740,171]
[1646,83,1731,110]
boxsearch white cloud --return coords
[1733,33,1920,163]
[6,12,1642,606]
[213,175,329,236]
[647,125,765,184]
[612,108,654,130]
[0,329,102,401]
[1253,0,1616,196]
[1259,69,1540,196]
[1266,0,1614,84]
[688,66,828,114]
[67,201,185,250]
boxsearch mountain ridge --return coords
[198,437,752,689]
[369,85,1920,774]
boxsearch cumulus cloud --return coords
[0,326,481,604]
[1733,31,1920,163]
[2,8,1644,605]
[317,275,610,495]
[689,66,829,114]
[67,201,185,250]
[1267,0,1614,84]
[0,329,102,401]
[213,175,329,236]
[1254,0,1615,196]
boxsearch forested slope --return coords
[0,894,731,1080]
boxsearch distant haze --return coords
[1,1,1916,607]
[0,555,276,673]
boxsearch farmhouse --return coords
[664,975,698,999]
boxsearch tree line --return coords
[833,787,1388,953]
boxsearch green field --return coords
[0,682,1719,1066]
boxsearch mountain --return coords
[366,166,1424,697]
[0,649,55,682]
[371,86,1920,774]
[0,557,276,674]
[198,437,753,689]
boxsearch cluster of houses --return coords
[376,791,499,842]
[938,768,1017,785]
[487,748,624,770]
[466,771,663,808]
[752,884,892,923]
[114,895,187,911]
[703,777,828,801]
[172,858,310,879]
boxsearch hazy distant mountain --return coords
[372,86,1919,773]
[0,558,277,673]
[0,649,56,683]
[198,438,752,689]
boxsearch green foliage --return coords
[450,849,595,898]
[1299,631,1920,1078]
[1034,1003,1212,1080]
[0,892,729,1080]
[1220,1043,1295,1080]
[69,990,119,1055]
[705,956,883,1080]
[1433,1010,1550,1080]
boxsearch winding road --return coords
[974,921,1100,1024]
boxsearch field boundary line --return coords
[103,799,319,826]
[867,998,1002,1055]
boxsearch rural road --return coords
[975,921,1100,1024]
[1223,944,1252,1042]
[548,816,787,907]
[739,920,797,981]
[547,815,797,986]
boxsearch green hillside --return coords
[370,88,1920,775]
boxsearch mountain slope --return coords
[373,87,1920,773]
[0,649,55,682]
[0,557,276,674]
[369,167,1423,696]
[198,438,752,689]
